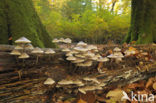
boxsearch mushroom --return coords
[77,41,87,47]
[62,48,71,52]
[45,48,55,60]
[18,53,30,66]
[25,44,34,50]
[44,78,55,85]
[58,79,73,85]
[18,53,29,59]
[113,47,121,52]
[10,49,21,56]
[15,37,31,44]
[14,45,23,50]
[66,56,77,61]
[52,38,59,43]
[83,77,100,84]
[97,57,109,73]
[74,47,88,52]
[31,47,44,64]
[63,38,72,48]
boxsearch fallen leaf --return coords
[146,78,154,88]
[152,82,156,90]
[77,99,87,103]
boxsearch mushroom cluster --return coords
[107,47,124,63]
[10,37,33,61]
[65,41,108,67]
[10,37,56,65]
[52,38,72,48]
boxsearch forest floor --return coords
[0,44,156,103]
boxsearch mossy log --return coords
[0,0,54,47]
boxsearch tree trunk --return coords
[0,0,54,47]
[124,0,156,44]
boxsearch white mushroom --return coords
[62,48,71,52]
[74,47,88,52]
[14,45,23,50]
[10,49,21,55]
[31,47,44,64]
[52,38,59,43]
[113,47,121,52]
[18,53,29,59]
[77,41,87,47]
[15,37,31,44]
[25,44,34,50]
[58,80,73,85]
[45,49,55,54]
[44,78,55,85]
[66,56,77,61]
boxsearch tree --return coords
[0,0,54,47]
[124,0,156,44]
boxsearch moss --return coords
[0,0,54,47]
[124,0,156,44]
[0,1,8,44]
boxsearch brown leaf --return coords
[152,82,156,90]
[146,78,154,88]
[77,99,87,103]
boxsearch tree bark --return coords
[0,0,54,47]
[124,0,156,44]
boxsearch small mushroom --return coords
[25,44,34,50]
[14,45,23,50]
[77,41,87,47]
[66,56,77,61]
[10,49,21,56]
[15,37,31,44]
[31,47,44,64]
[44,78,55,85]
[18,53,29,59]
[62,48,71,52]
[45,49,55,60]
[58,79,73,85]
[52,38,59,43]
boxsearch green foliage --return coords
[33,0,131,44]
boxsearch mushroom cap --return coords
[78,88,86,94]
[124,50,136,56]
[52,38,59,43]
[95,54,102,58]
[87,45,97,50]
[97,57,109,62]
[73,80,84,86]
[15,37,31,44]
[18,53,29,59]
[84,52,95,57]
[114,52,124,58]
[72,58,85,63]
[107,54,117,58]
[66,52,73,57]
[14,45,23,50]
[62,48,71,52]
[45,49,55,54]
[69,50,79,54]
[75,54,86,58]
[74,47,88,52]
[64,38,72,43]
[83,77,100,84]
[77,41,87,46]
[113,47,121,52]
[66,56,77,61]
[77,61,93,67]
[31,47,44,54]
[59,38,65,42]
[10,49,21,55]
[44,78,55,85]
[25,44,34,50]
[58,80,73,85]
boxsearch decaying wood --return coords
[0,44,156,103]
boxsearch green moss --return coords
[124,0,156,44]
[0,1,8,44]
[0,0,54,47]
